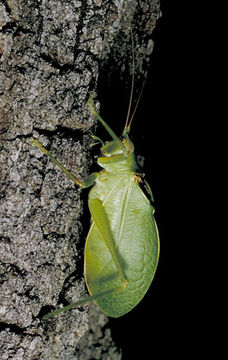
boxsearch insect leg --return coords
[31,138,97,188]
[88,95,122,146]
[88,198,128,288]
[143,178,155,203]
[42,287,118,319]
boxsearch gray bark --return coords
[0,1,161,359]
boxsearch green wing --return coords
[85,174,159,318]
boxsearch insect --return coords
[31,45,160,319]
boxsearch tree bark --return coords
[0,0,161,358]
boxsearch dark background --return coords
[95,1,181,358]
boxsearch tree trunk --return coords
[0,1,161,358]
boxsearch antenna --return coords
[127,79,145,131]
[124,28,135,133]
[123,28,146,135]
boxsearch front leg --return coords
[31,138,97,189]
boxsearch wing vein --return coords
[102,177,123,206]
[117,176,134,247]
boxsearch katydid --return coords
[32,58,159,320]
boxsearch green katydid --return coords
[31,49,159,320]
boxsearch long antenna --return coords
[124,28,135,133]
[123,29,146,135]
[127,78,146,131]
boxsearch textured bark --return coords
[0,1,161,359]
